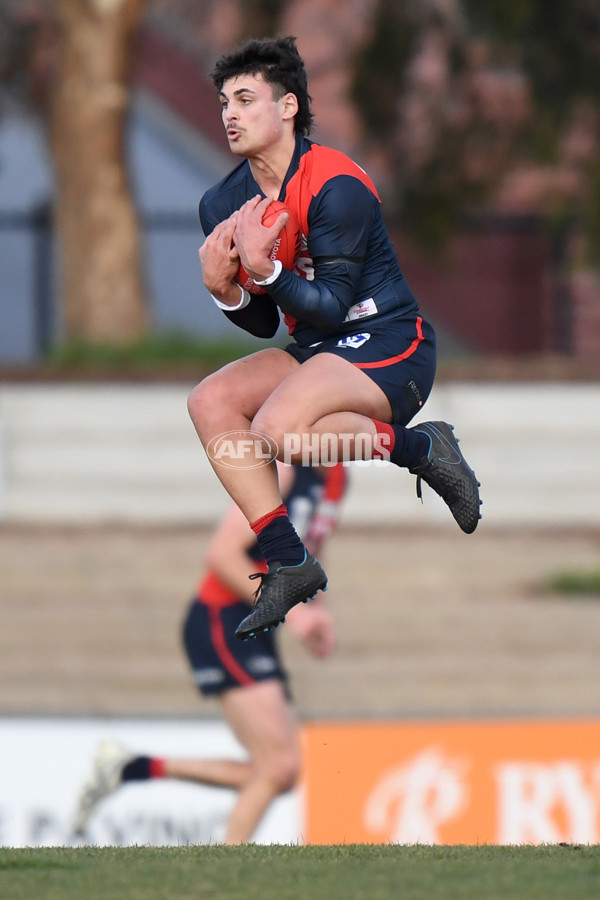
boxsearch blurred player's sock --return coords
[122,756,166,781]
[251,504,305,566]
[371,420,429,468]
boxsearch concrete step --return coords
[0,382,598,526]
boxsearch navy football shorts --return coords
[285,314,436,425]
[182,598,289,697]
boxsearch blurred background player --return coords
[71,462,348,845]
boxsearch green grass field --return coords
[1,845,599,900]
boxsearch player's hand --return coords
[233,196,288,282]
[198,214,240,299]
[286,603,335,659]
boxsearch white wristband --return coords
[253,259,283,286]
[211,283,251,311]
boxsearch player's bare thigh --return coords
[252,351,393,441]
[188,348,300,439]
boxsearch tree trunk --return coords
[50,0,148,342]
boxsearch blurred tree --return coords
[352,0,600,261]
[51,0,149,341]
[0,0,149,343]
[0,0,288,348]
[462,0,600,265]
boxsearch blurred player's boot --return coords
[71,740,133,837]
[408,421,482,534]
[235,550,327,641]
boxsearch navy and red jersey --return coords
[199,134,421,347]
[197,463,349,609]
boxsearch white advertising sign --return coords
[0,718,302,847]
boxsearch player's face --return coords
[219,73,293,157]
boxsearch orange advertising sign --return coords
[302,719,600,844]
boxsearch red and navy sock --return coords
[371,420,430,469]
[250,504,305,568]
[121,757,166,782]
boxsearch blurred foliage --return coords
[48,333,272,375]
[351,1,417,143]
[237,0,287,40]
[586,158,600,266]
[463,0,600,262]
[545,568,600,597]
[464,0,600,114]
[352,0,600,256]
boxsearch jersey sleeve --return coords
[222,294,280,338]
[267,175,377,331]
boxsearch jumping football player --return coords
[189,36,482,642]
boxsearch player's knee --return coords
[187,373,229,433]
[187,378,208,425]
[266,747,301,795]
[251,409,290,450]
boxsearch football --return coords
[235,200,301,295]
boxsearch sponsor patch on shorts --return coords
[193,667,225,687]
[336,333,371,350]
[247,655,278,676]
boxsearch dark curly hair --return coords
[210,35,314,136]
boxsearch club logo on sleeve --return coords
[336,333,371,350]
